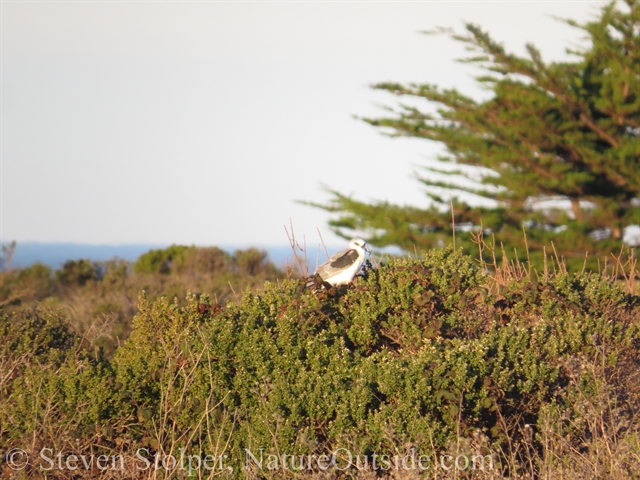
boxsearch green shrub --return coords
[132,245,189,275]
[111,248,639,475]
[55,259,97,287]
[181,246,231,275]
[99,258,129,286]
[0,307,121,456]
[0,262,54,307]
[234,248,270,276]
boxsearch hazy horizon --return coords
[2,240,351,270]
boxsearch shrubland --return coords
[0,245,284,357]
[0,245,638,479]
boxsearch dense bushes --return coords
[56,259,98,287]
[0,245,285,357]
[0,262,54,307]
[133,245,190,274]
[1,248,638,478]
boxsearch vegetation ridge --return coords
[1,247,638,478]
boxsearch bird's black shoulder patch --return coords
[330,249,359,269]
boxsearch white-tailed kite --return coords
[313,237,368,286]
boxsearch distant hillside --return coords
[2,242,329,271]
[3,242,167,269]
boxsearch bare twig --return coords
[450,197,456,250]
[227,281,239,303]
[284,220,309,277]
[317,228,330,261]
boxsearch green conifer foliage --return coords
[309,0,639,270]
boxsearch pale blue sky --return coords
[2,1,602,247]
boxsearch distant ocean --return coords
[2,241,334,271]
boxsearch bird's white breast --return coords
[322,249,364,286]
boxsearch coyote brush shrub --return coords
[1,247,638,478]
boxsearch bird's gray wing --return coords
[315,248,359,277]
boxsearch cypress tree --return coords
[308,0,639,270]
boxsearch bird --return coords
[312,237,368,286]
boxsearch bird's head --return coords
[349,237,367,250]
